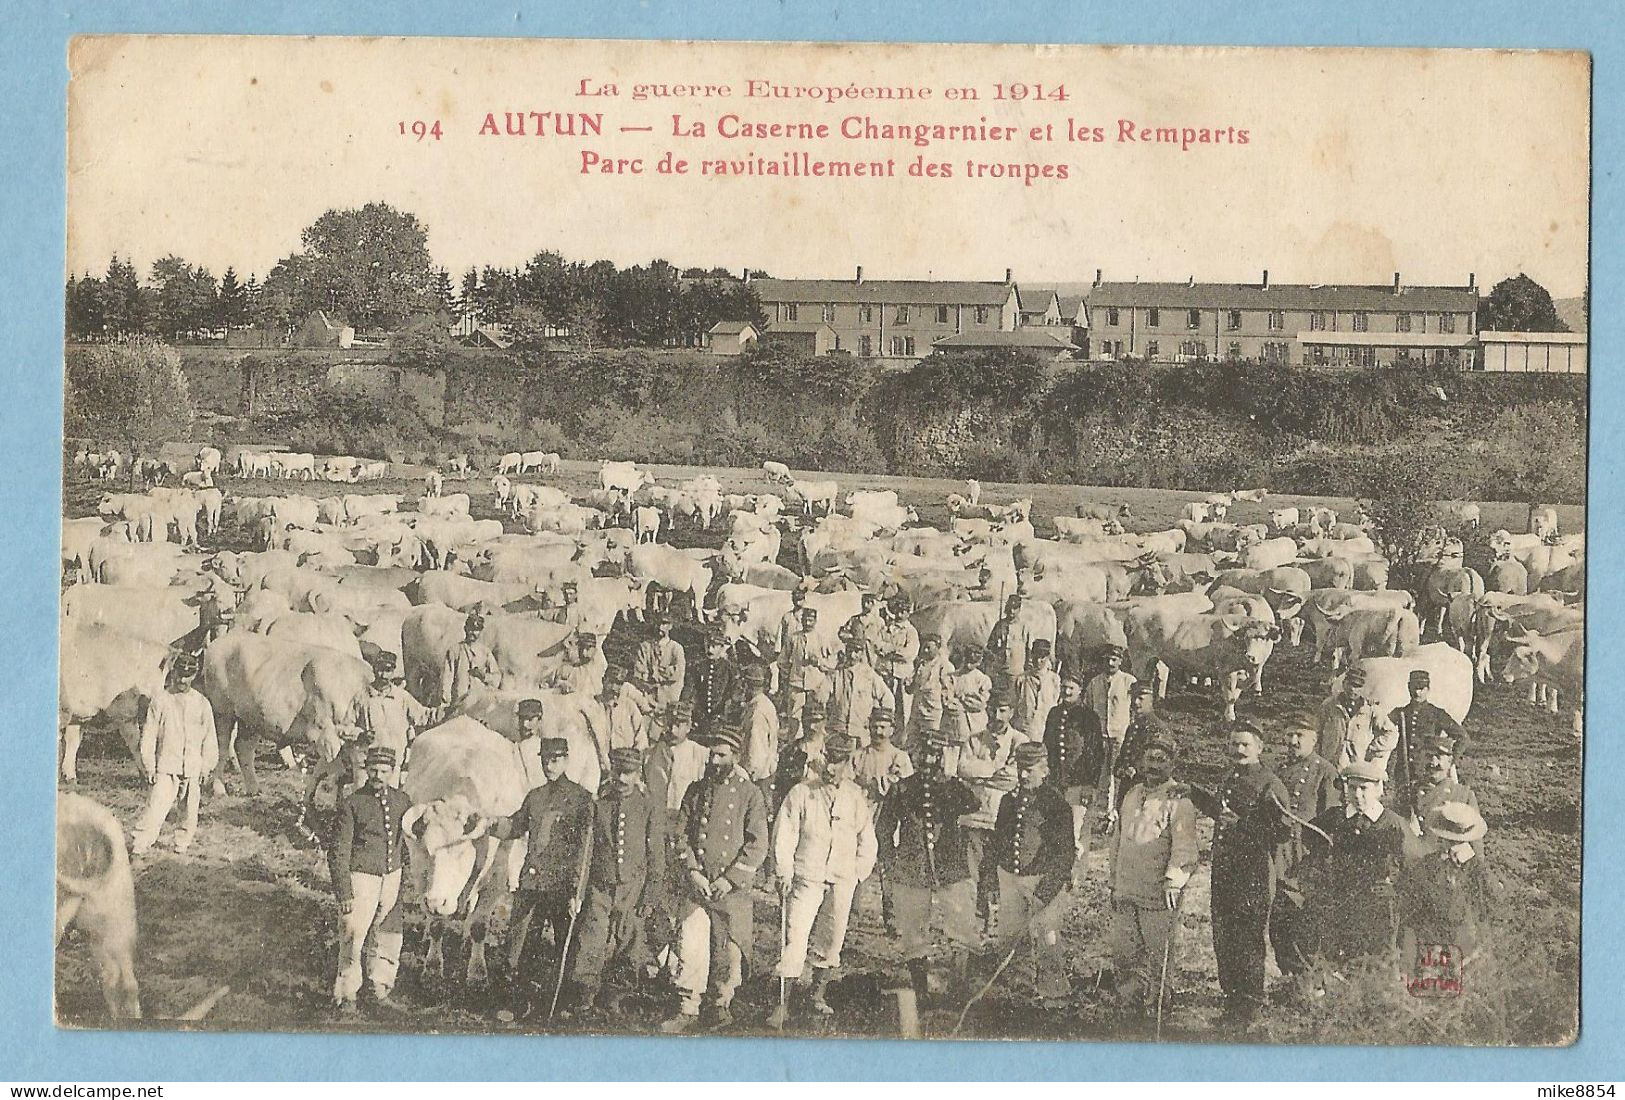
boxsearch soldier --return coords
[740,664,781,802]
[487,737,594,1013]
[441,609,499,707]
[876,730,982,1001]
[639,703,708,976]
[685,626,740,742]
[329,746,412,1012]
[828,633,895,742]
[358,650,435,787]
[1187,724,1290,1024]
[772,733,878,1019]
[548,631,605,699]
[983,593,1035,695]
[594,664,653,765]
[773,699,828,812]
[957,693,1020,934]
[633,613,687,706]
[851,708,914,813]
[130,651,219,855]
[1270,724,1341,984]
[946,644,992,746]
[780,605,837,722]
[1410,734,1479,829]
[842,592,887,666]
[1316,665,1383,770]
[1111,681,1172,811]
[873,594,920,727]
[539,579,584,630]
[1106,733,1197,1017]
[991,742,1077,1003]
[662,726,770,1032]
[1012,638,1062,741]
[564,747,667,1017]
[1085,645,1138,792]
[1389,670,1470,809]
[1044,672,1106,842]
[1305,760,1409,965]
[905,633,954,749]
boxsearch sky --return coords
[65,37,1591,297]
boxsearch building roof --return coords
[1017,286,1062,314]
[752,277,1015,307]
[461,323,513,349]
[1478,330,1588,345]
[1296,331,1477,349]
[765,321,837,336]
[707,320,758,336]
[934,329,1078,351]
[1086,281,1478,313]
[302,309,352,334]
[1057,295,1088,324]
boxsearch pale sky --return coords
[67,37,1590,297]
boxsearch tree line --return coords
[64,201,767,351]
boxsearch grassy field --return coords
[57,459,1582,1044]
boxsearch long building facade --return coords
[750,268,1020,360]
[1084,272,1480,368]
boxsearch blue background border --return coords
[3,0,1615,1080]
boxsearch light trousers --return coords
[130,773,201,853]
[996,870,1071,999]
[334,870,403,1003]
[777,876,859,979]
[1108,898,1178,1007]
[890,878,979,959]
[673,904,743,1013]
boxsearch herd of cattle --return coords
[56,443,1584,1019]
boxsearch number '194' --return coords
[399,120,443,141]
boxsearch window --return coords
[1439,313,1456,334]
[1180,340,1207,359]
[975,306,988,324]
[1262,341,1289,364]
[822,303,836,323]
[1353,311,1369,332]
[1106,308,1120,327]
[1353,346,1375,367]
[1268,310,1285,331]
[785,304,799,321]
[1146,340,1159,360]
[860,335,872,357]
[1396,312,1412,333]
[1227,341,1242,360]
[1186,309,1202,329]
[1227,310,1242,331]
[889,335,905,356]
[936,305,950,324]
[1148,308,1161,328]
[860,305,872,323]
[1309,312,1326,331]
[903,336,916,356]
[1309,345,1327,365]
[896,305,910,324]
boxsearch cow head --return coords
[404,796,491,917]
[1221,616,1280,667]
[1265,589,1306,618]
[1500,643,1540,684]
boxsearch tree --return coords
[431,268,456,315]
[218,267,248,327]
[1479,273,1565,332]
[265,202,438,330]
[64,339,194,464]
[150,255,219,340]
[393,314,454,371]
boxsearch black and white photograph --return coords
[56,36,1587,1047]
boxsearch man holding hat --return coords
[780,605,837,722]
[634,613,686,706]
[906,633,955,749]
[328,745,412,1011]
[828,633,895,742]
[441,609,499,708]
[487,737,595,1009]
[1398,801,1494,963]
[873,594,920,727]
[1389,670,1468,810]
[565,747,667,1016]
[1411,734,1479,829]
[875,730,982,1001]
[1186,724,1291,1024]
[359,650,435,788]
[1305,759,1409,964]
[1013,638,1062,742]
[685,626,740,741]
[740,663,781,799]
[991,741,1077,1002]
[663,725,769,1032]
[1106,732,1197,1017]
[1270,724,1342,983]
[131,651,219,855]
[772,733,878,1019]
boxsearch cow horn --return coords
[402,803,428,838]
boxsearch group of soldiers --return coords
[300,588,1498,1032]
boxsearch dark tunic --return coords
[1388,701,1469,802]
[571,783,667,986]
[500,778,594,895]
[1044,701,1104,790]
[991,784,1076,904]
[1112,713,1173,807]
[875,772,980,889]
[684,655,740,733]
[674,764,769,958]
[329,782,413,901]
[1269,752,1341,976]
[1398,844,1495,956]
[1306,805,1409,961]
[1190,763,1290,1003]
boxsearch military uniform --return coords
[773,761,877,988]
[358,684,433,787]
[496,777,595,993]
[1189,763,1289,1016]
[1306,801,1408,963]
[905,648,955,747]
[1107,776,1198,1012]
[671,761,769,1018]
[1044,699,1105,839]
[780,625,838,718]
[569,768,667,1008]
[329,768,412,1005]
[634,635,687,705]
[1398,839,1495,960]
[1412,775,1479,826]
[1270,752,1341,977]
[991,775,1077,999]
[685,652,740,739]
[827,659,896,741]
[441,638,498,707]
[875,766,982,974]
[1388,701,1468,807]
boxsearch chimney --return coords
[742,268,751,285]
[1005,268,1013,285]
[1261,269,1269,289]
[1468,272,1476,290]
[1093,269,1102,288]
[1393,271,1401,294]
[855,265,864,285]
[1186,275,1195,288]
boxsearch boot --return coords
[808,967,835,1016]
[907,957,930,1002]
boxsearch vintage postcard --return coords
[57,36,1586,1047]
